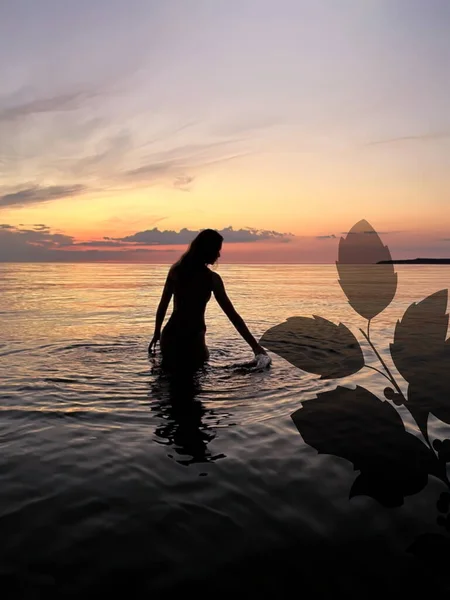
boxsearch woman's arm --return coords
[211,272,266,354]
[149,269,174,352]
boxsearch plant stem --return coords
[365,364,392,383]
[362,323,439,455]
[359,325,406,402]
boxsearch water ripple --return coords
[1,264,450,596]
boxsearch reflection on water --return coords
[1,263,450,596]
[148,359,228,466]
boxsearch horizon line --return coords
[0,260,337,265]
[1,260,449,266]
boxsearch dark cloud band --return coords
[0,185,87,208]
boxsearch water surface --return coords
[1,263,450,596]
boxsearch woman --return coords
[148,229,267,370]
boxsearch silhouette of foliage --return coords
[261,217,450,537]
[336,220,397,320]
[434,441,450,464]
[291,386,445,507]
[391,290,449,382]
[260,316,364,379]
[388,290,450,439]
[407,367,450,443]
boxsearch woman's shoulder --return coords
[168,263,182,278]
[210,270,224,288]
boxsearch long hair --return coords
[173,229,223,276]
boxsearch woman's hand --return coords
[148,332,160,354]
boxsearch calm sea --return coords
[1,263,450,597]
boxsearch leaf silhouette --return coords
[336,220,398,320]
[433,440,450,464]
[389,290,450,440]
[407,350,450,441]
[391,290,449,383]
[291,386,445,507]
[259,316,364,379]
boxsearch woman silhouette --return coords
[148,229,267,370]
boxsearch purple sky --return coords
[1,0,449,262]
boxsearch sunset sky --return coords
[1,0,449,262]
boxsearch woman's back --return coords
[166,263,213,331]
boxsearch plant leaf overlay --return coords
[291,386,446,507]
[258,218,450,535]
[336,220,398,320]
[260,316,365,379]
[390,290,450,439]
[391,290,449,382]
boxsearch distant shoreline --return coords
[378,258,450,265]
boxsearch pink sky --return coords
[1,2,449,262]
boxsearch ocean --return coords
[1,263,450,597]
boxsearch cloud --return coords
[122,139,249,186]
[32,223,50,231]
[173,175,195,191]
[0,224,75,248]
[0,224,72,261]
[0,223,292,262]
[65,130,133,179]
[8,131,251,206]
[0,83,266,206]
[72,240,129,248]
[0,184,87,208]
[107,225,293,246]
[220,226,294,243]
[0,223,174,262]
[317,234,337,239]
[58,121,217,184]
[0,90,99,123]
[340,230,400,236]
[366,132,450,146]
